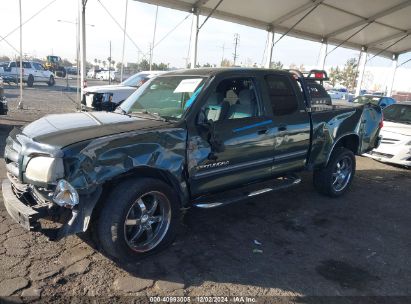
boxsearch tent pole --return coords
[265,27,274,69]
[189,8,199,69]
[120,0,128,82]
[355,47,367,97]
[17,0,23,110]
[387,54,398,97]
[318,39,328,70]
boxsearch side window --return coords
[9,62,16,68]
[265,75,299,116]
[23,62,32,69]
[202,77,261,122]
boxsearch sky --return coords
[1,0,411,90]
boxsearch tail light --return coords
[83,80,87,88]
[379,113,384,129]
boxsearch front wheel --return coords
[27,75,34,87]
[95,178,180,262]
[313,147,356,197]
[47,76,55,86]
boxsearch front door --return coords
[187,75,276,196]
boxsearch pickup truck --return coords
[2,68,382,262]
[0,76,7,115]
[0,61,55,87]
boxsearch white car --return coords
[82,71,166,111]
[0,61,55,87]
[365,102,411,167]
[95,70,117,81]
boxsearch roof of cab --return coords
[161,68,291,77]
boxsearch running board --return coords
[194,174,301,209]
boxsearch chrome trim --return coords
[275,150,308,161]
[248,188,272,197]
[193,157,273,180]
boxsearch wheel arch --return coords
[97,166,189,210]
[326,133,359,166]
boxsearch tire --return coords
[47,76,55,86]
[313,147,356,197]
[95,178,180,262]
[27,75,34,87]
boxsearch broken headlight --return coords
[25,157,64,183]
[53,179,79,208]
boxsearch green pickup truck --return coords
[2,68,382,262]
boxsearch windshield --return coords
[122,73,149,87]
[118,75,206,120]
[352,96,381,105]
[383,104,411,124]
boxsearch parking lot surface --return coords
[0,81,410,301]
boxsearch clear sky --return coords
[1,0,411,71]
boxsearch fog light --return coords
[53,180,79,208]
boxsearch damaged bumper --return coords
[2,178,101,240]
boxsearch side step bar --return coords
[194,174,301,209]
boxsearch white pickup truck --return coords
[0,61,55,87]
[81,70,165,111]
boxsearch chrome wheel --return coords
[123,191,171,252]
[332,156,352,192]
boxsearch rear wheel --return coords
[313,147,356,197]
[95,178,180,262]
[27,75,34,87]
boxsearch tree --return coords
[139,59,150,71]
[202,63,212,67]
[340,58,358,91]
[61,58,73,67]
[94,58,97,65]
[220,58,231,67]
[270,61,283,69]
[102,60,106,68]
[328,66,342,87]
[0,55,11,62]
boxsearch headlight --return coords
[25,157,64,183]
[53,179,79,208]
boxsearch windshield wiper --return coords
[131,111,169,122]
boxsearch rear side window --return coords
[265,75,298,116]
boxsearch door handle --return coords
[278,125,287,132]
[257,129,268,135]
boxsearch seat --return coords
[206,92,225,121]
[228,89,256,119]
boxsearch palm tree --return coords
[102,60,106,68]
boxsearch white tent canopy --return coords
[135,0,411,59]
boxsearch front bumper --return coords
[2,178,102,239]
[2,179,43,230]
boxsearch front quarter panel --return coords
[63,128,187,196]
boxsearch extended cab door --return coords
[262,73,311,174]
[187,75,276,196]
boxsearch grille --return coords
[4,136,22,180]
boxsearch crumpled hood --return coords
[22,111,171,148]
[382,121,411,136]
